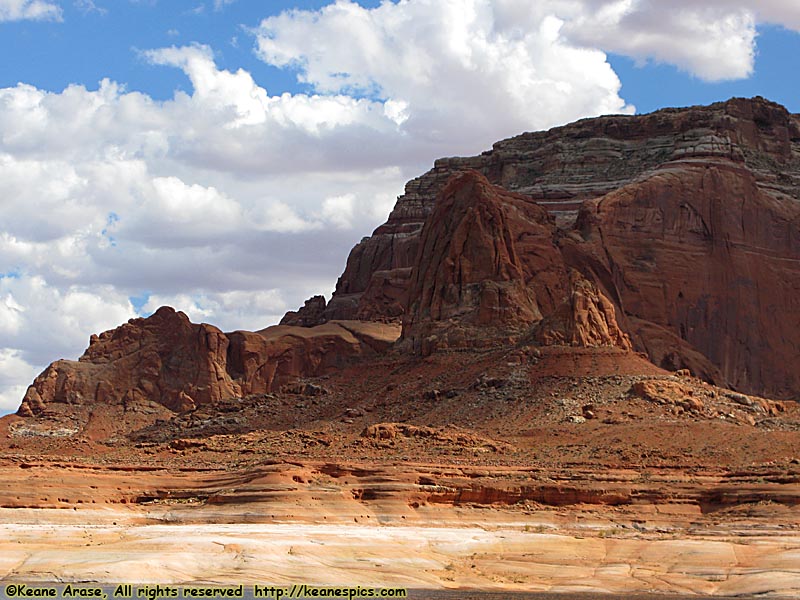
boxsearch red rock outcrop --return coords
[309,98,793,323]
[402,171,565,352]
[533,270,632,350]
[285,97,800,398]
[569,157,800,398]
[19,307,238,416]
[398,171,631,354]
[279,295,327,327]
[17,97,800,416]
[18,307,400,417]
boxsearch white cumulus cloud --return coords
[0,349,40,414]
[558,0,757,81]
[255,0,633,151]
[0,0,61,21]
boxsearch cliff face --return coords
[18,307,400,417]
[402,171,563,351]
[304,97,800,398]
[325,97,800,322]
[400,171,630,354]
[571,158,800,397]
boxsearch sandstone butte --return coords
[310,95,800,400]
[3,96,800,596]
[18,96,800,417]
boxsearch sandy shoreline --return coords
[1,457,800,597]
[2,506,800,597]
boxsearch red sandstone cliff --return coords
[290,96,800,398]
[400,171,630,354]
[15,97,800,415]
[569,157,800,396]
[18,307,400,417]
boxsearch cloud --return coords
[320,194,356,230]
[557,0,757,81]
[74,0,106,16]
[143,44,271,127]
[255,0,800,90]
[213,0,235,11]
[255,0,632,149]
[756,0,800,31]
[0,349,40,414]
[0,0,62,21]
[0,60,410,412]
[0,275,134,368]
[142,289,286,332]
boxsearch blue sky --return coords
[3,1,798,111]
[609,25,800,114]
[0,0,799,413]
[0,1,386,101]
[1,2,329,100]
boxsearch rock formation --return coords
[18,307,400,417]
[400,171,630,354]
[16,97,800,416]
[279,295,327,327]
[288,97,800,399]
[533,270,632,350]
[570,155,800,397]
[19,307,237,416]
[402,171,563,352]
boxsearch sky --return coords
[1,0,799,414]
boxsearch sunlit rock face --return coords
[294,97,800,399]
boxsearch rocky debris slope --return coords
[18,307,400,418]
[290,97,800,398]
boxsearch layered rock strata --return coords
[17,97,800,414]
[293,97,800,398]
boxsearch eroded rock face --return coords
[19,307,239,416]
[18,97,800,416]
[398,171,631,354]
[285,96,800,398]
[534,270,632,350]
[310,97,798,324]
[279,295,327,327]
[571,158,800,398]
[401,171,568,352]
[18,308,400,417]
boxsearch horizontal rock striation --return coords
[289,96,800,398]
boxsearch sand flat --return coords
[2,510,800,597]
